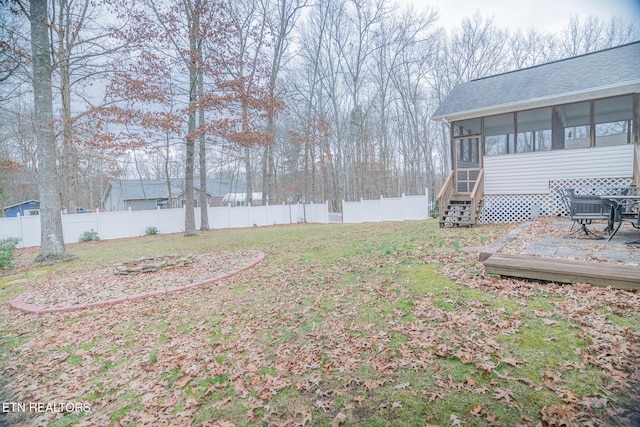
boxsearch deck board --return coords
[483,254,640,290]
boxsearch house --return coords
[101,178,243,212]
[222,192,264,207]
[432,41,640,226]
[3,200,40,217]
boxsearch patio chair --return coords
[563,189,610,238]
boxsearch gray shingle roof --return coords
[433,41,640,121]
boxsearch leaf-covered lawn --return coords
[1,220,638,426]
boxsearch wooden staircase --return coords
[438,169,484,228]
[441,198,483,227]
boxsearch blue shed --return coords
[3,200,40,217]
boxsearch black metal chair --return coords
[563,189,610,238]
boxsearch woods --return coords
[0,0,638,218]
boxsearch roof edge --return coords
[469,40,640,83]
[432,80,640,122]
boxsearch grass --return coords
[0,220,637,426]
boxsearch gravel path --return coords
[21,251,260,308]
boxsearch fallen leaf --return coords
[331,412,346,427]
[493,387,516,405]
[449,414,464,426]
[577,396,608,409]
[296,409,313,426]
[175,375,191,389]
[499,356,521,367]
[211,397,232,409]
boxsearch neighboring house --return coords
[432,41,640,225]
[101,179,243,212]
[3,200,40,217]
[222,192,264,207]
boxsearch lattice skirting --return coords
[480,194,554,223]
[480,177,633,223]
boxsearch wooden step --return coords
[483,254,640,290]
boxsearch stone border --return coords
[10,250,265,314]
[478,221,532,262]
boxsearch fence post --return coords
[326,201,329,223]
[96,208,101,237]
[16,213,23,248]
[128,206,132,237]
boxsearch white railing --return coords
[0,202,329,248]
[342,193,430,223]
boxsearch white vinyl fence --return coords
[0,202,329,248]
[1,195,431,248]
[342,194,430,223]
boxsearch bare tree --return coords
[508,29,555,69]
[0,3,29,86]
[557,15,638,58]
[211,0,274,206]
[49,0,124,214]
[257,0,307,204]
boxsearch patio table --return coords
[600,194,640,242]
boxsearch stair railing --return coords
[469,168,484,224]
[437,171,455,224]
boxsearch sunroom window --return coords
[594,95,633,146]
[554,102,590,149]
[484,113,514,156]
[453,118,481,136]
[516,108,552,153]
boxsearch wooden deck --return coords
[483,253,640,291]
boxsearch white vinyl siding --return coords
[484,144,635,195]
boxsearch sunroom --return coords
[433,41,640,225]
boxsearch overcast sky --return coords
[412,0,640,34]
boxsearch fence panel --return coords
[63,213,100,243]
[361,199,382,222]
[210,206,231,229]
[157,208,185,234]
[310,202,329,223]
[271,204,291,225]
[342,194,430,223]
[342,201,361,223]
[380,198,404,221]
[403,195,430,220]
[0,202,331,248]
[0,217,23,243]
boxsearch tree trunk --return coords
[244,146,253,205]
[198,56,209,230]
[30,0,70,263]
[183,0,198,236]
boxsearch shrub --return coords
[79,229,100,242]
[430,200,439,219]
[0,237,20,269]
[145,226,159,236]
